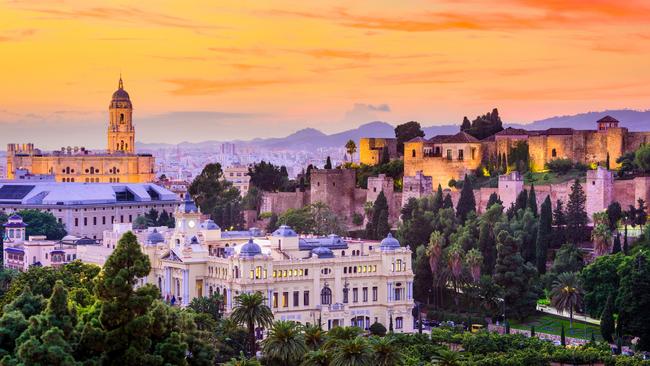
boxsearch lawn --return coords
[523,169,586,185]
[510,312,602,341]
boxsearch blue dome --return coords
[311,246,334,259]
[240,238,262,258]
[272,225,297,237]
[380,233,400,250]
[200,219,220,230]
[147,229,165,244]
[190,236,199,244]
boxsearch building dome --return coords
[311,246,334,259]
[147,229,165,244]
[380,233,400,251]
[240,238,262,258]
[74,236,97,245]
[272,225,297,237]
[179,192,198,213]
[200,219,220,230]
[110,77,132,108]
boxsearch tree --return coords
[560,325,566,347]
[248,161,290,192]
[527,184,538,217]
[16,210,66,240]
[370,336,403,366]
[600,294,615,343]
[635,198,648,226]
[442,194,453,210]
[368,322,387,337]
[486,193,501,209]
[330,337,374,366]
[462,108,504,141]
[262,320,307,365]
[592,213,612,257]
[465,249,483,283]
[553,200,567,246]
[478,204,502,276]
[345,140,357,162]
[550,272,583,328]
[432,184,444,213]
[460,116,471,131]
[230,292,274,356]
[188,293,224,322]
[394,121,424,155]
[494,231,540,320]
[634,143,650,173]
[431,348,462,366]
[413,246,434,305]
[266,213,279,233]
[566,179,588,244]
[606,202,623,232]
[616,253,650,351]
[366,192,389,240]
[380,146,391,165]
[455,175,476,224]
[514,189,528,213]
[535,196,552,274]
[324,156,333,170]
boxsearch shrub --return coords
[369,321,387,337]
[546,158,574,174]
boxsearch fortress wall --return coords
[613,180,636,209]
[528,135,547,172]
[626,132,650,152]
[477,187,498,213]
[260,191,308,215]
[634,177,650,207]
[604,128,624,168]
[310,169,357,221]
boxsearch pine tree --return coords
[612,234,621,254]
[527,184,538,217]
[456,175,476,223]
[324,156,332,169]
[600,294,615,343]
[442,194,453,210]
[486,192,501,209]
[535,196,552,274]
[566,179,588,244]
[432,184,444,213]
[515,189,528,213]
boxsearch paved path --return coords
[536,304,600,325]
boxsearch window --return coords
[396,317,403,329]
[273,292,278,308]
[304,291,310,306]
[321,287,332,305]
[282,292,289,308]
[552,148,557,157]
[343,287,349,303]
[293,291,299,307]
[353,288,359,303]
[458,149,464,161]
[93,217,97,225]
[84,217,87,226]
[394,288,402,301]
[102,216,106,225]
[471,147,476,160]
[411,149,416,158]
[446,149,452,160]
[363,287,368,302]
[74,218,79,227]
[372,287,378,301]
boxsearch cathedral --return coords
[6,78,155,183]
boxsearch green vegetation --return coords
[510,313,601,341]
[0,210,66,240]
[189,162,245,229]
[394,121,424,155]
[277,202,347,235]
[460,108,504,141]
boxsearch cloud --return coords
[0,28,36,42]
[163,78,291,95]
[343,103,392,124]
[16,5,220,32]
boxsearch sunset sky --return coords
[1,0,650,148]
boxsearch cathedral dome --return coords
[110,77,132,108]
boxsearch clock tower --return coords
[172,193,202,248]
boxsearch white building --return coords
[223,164,251,197]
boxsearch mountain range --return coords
[136,109,650,151]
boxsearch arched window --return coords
[411,149,416,158]
[321,287,332,305]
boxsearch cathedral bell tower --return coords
[107,76,135,154]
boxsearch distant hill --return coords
[136,109,650,151]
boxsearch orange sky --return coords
[1,0,650,148]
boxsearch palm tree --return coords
[330,337,374,366]
[345,139,357,162]
[370,336,403,366]
[224,352,261,366]
[431,348,461,365]
[446,244,464,288]
[592,222,612,256]
[230,292,275,356]
[301,349,330,366]
[323,326,362,350]
[550,272,584,328]
[427,231,444,307]
[262,320,308,365]
[303,324,326,350]
[465,248,483,283]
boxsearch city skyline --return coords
[2,0,650,148]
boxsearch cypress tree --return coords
[566,179,588,244]
[456,175,476,223]
[535,196,552,274]
[486,192,501,209]
[367,191,389,240]
[530,325,535,337]
[442,193,453,210]
[515,189,528,213]
[623,231,629,254]
[527,184,538,216]
[380,146,390,165]
[432,184,444,213]
[600,294,615,343]
[478,222,496,275]
[324,156,332,169]
[606,152,610,170]
[560,325,566,346]
[505,321,510,334]
[612,234,621,254]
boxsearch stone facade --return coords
[6,78,155,183]
[401,171,433,206]
[359,138,397,166]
